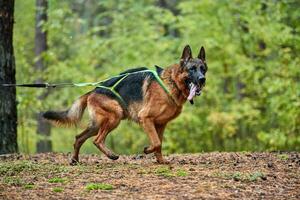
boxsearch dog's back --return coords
[94,67,148,108]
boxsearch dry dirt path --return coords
[0,152,299,199]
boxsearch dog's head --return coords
[180,45,207,103]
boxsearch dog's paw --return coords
[108,154,119,160]
[144,146,153,154]
[156,159,170,165]
[69,158,79,166]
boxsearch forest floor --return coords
[0,152,299,200]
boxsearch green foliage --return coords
[85,183,113,191]
[14,0,300,153]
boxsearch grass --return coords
[232,172,242,181]
[277,154,289,160]
[48,177,66,183]
[154,167,188,177]
[155,166,174,177]
[85,183,114,191]
[3,177,23,186]
[0,161,39,176]
[176,169,188,177]
[24,184,35,189]
[0,160,70,178]
[2,175,35,189]
[248,172,266,181]
[52,187,64,192]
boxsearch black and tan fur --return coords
[43,45,207,164]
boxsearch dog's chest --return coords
[154,104,182,124]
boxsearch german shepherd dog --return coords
[43,45,207,164]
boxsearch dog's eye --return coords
[190,66,197,71]
[200,66,206,74]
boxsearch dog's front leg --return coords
[140,117,162,156]
[154,124,168,164]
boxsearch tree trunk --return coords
[0,0,18,154]
[35,0,52,152]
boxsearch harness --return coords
[96,69,172,106]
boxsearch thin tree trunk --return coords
[35,0,52,152]
[0,0,18,154]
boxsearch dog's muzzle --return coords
[187,80,205,101]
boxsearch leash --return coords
[0,70,171,93]
[0,79,117,88]
[0,69,174,103]
[0,83,78,88]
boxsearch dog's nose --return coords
[199,77,206,85]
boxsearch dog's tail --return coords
[43,93,90,126]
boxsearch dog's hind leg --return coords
[94,113,121,160]
[87,93,123,160]
[70,124,99,165]
[93,115,121,160]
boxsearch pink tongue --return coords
[187,84,197,100]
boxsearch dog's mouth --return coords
[187,82,203,101]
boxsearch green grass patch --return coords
[0,161,39,176]
[3,177,37,189]
[85,183,113,191]
[155,166,174,177]
[277,154,289,160]
[48,177,66,183]
[154,167,188,178]
[24,184,35,189]
[232,172,242,181]
[248,171,265,181]
[0,160,69,179]
[52,187,64,192]
[3,177,23,186]
[176,169,188,177]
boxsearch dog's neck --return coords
[161,64,189,106]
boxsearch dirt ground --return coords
[0,152,299,200]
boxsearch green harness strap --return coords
[146,70,172,97]
[96,69,172,105]
[97,73,129,106]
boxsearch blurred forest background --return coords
[14,0,300,154]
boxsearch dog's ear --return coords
[181,45,192,67]
[155,65,164,75]
[198,46,206,61]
